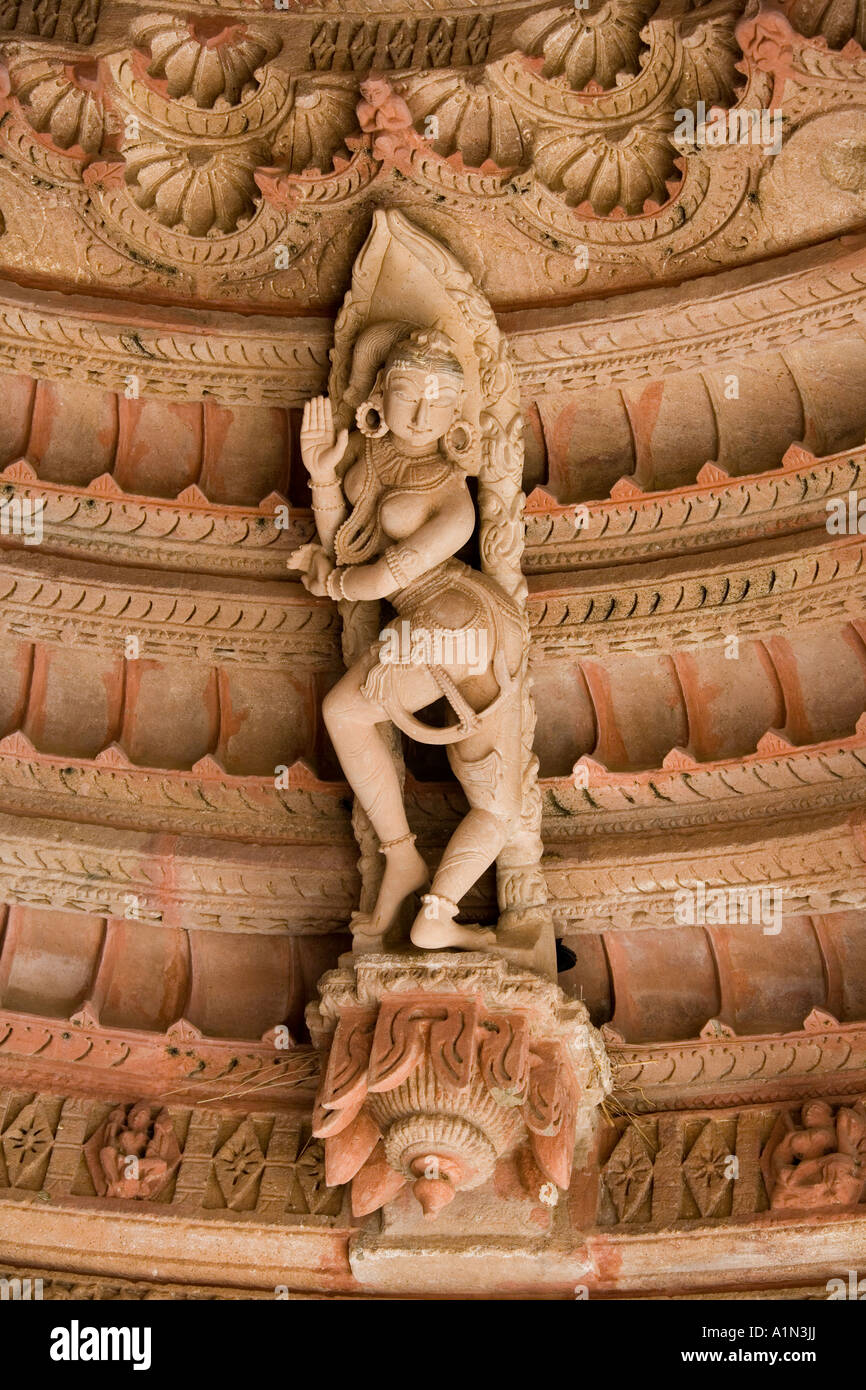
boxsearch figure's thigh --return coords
[332,645,449,725]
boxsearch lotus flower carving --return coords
[9,59,109,154]
[124,141,264,235]
[131,13,280,109]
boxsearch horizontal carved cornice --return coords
[506,234,866,391]
[548,725,866,836]
[1,769,863,932]
[611,1016,866,1112]
[0,1008,320,1109]
[3,506,860,667]
[0,463,312,579]
[544,809,866,929]
[525,444,866,572]
[0,742,351,842]
[0,280,332,407]
[528,531,866,656]
[6,437,862,583]
[4,715,866,852]
[0,551,340,667]
[0,810,358,931]
[0,236,864,406]
[8,728,865,849]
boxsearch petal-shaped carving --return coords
[403,72,528,168]
[270,81,357,174]
[9,59,109,154]
[514,0,655,91]
[785,0,866,48]
[131,14,280,110]
[532,118,676,214]
[677,9,744,109]
[124,142,264,235]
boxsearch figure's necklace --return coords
[373,437,449,488]
[334,436,452,566]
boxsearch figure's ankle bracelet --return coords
[379,831,417,855]
[420,892,459,920]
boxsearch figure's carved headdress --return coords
[385,328,464,384]
[345,324,464,410]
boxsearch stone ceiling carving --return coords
[1,0,865,308]
[0,0,865,1297]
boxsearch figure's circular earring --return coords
[443,417,478,467]
[355,398,388,438]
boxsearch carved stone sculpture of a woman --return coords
[291,325,524,950]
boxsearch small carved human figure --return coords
[90,1102,179,1200]
[291,327,524,950]
[767,1099,866,1211]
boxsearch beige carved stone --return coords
[1,0,866,1302]
[290,209,553,968]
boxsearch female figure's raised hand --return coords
[300,395,349,483]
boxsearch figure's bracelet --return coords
[325,566,348,601]
[384,544,416,589]
[310,479,343,508]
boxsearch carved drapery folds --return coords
[308,954,611,1219]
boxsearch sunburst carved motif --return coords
[678,9,745,108]
[403,72,528,168]
[513,0,656,91]
[270,81,357,174]
[532,116,677,213]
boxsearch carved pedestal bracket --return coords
[307,952,611,1220]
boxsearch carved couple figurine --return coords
[291,325,524,951]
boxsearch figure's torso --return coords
[338,436,464,563]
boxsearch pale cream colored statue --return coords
[291,326,524,950]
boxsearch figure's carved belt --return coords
[383,559,522,746]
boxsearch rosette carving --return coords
[131,14,280,110]
[270,81,357,174]
[402,72,528,168]
[514,0,655,91]
[124,141,264,235]
[532,115,677,213]
[7,58,110,154]
[677,8,744,109]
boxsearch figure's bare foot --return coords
[368,835,429,936]
[349,911,380,940]
[410,893,496,951]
